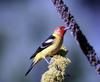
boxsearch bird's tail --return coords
[25,61,36,76]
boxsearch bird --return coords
[25,26,67,76]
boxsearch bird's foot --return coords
[43,57,50,64]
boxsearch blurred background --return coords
[0,0,100,82]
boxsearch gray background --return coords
[0,0,100,82]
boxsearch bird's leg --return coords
[43,57,50,64]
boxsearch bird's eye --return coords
[60,28,63,30]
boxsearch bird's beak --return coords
[64,27,70,31]
[64,27,67,31]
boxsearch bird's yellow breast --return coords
[33,34,63,62]
[40,33,63,57]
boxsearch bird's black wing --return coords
[30,35,55,59]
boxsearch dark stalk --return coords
[51,0,100,74]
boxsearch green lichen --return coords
[41,47,71,82]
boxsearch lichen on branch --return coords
[51,0,100,74]
[41,47,71,82]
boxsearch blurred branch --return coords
[41,47,71,82]
[51,0,100,74]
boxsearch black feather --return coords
[25,62,34,76]
[30,35,55,59]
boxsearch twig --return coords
[51,0,100,74]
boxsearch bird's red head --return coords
[54,26,67,37]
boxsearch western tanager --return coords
[25,26,67,76]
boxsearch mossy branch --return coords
[51,0,100,74]
[41,47,71,82]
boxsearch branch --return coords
[51,0,100,74]
[41,47,71,82]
